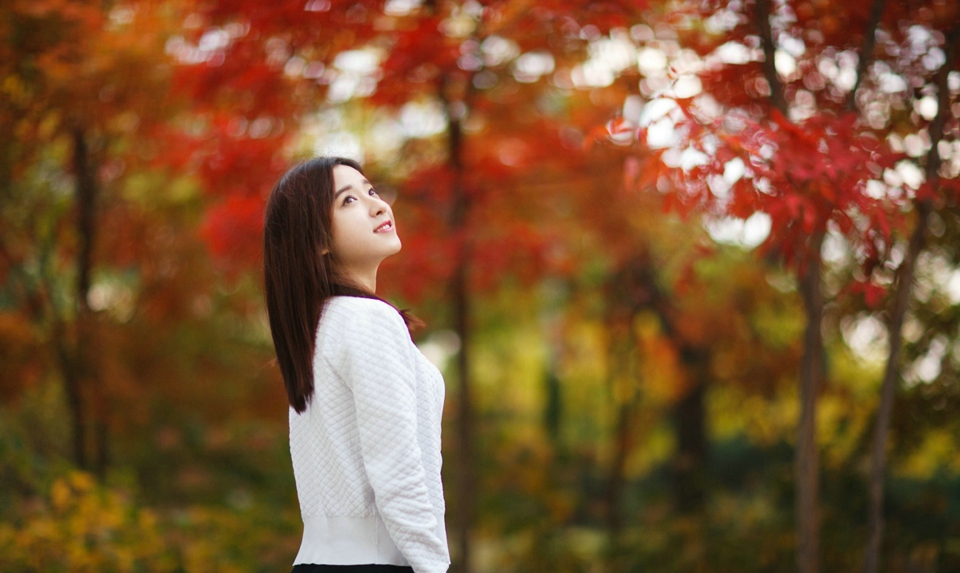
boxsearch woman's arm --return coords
[327,297,449,573]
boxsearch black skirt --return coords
[291,565,415,573]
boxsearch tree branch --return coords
[923,26,959,184]
[756,0,787,115]
[846,0,888,112]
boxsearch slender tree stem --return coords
[846,0,887,112]
[864,26,959,573]
[796,230,825,573]
[441,73,474,573]
[756,0,786,115]
[69,128,99,471]
[755,2,824,571]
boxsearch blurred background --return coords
[1,0,959,572]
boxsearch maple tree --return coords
[2,4,305,568]
[861,19,958,573]
[596,0,960,571]
[0,0,183,475]
[545,144,804,539]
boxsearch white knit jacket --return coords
[289,296,450,573]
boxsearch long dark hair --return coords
[263,156,421,413]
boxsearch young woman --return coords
[262,157,450,573]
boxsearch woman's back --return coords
[289,296,449,573]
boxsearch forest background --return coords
[2,0,959,572]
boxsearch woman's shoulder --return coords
[320,296,409,340]
[324,295,402,319]
[317,296,416,373]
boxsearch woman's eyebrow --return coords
[335,179,372,198]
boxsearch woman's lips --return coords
[374,220,394,233]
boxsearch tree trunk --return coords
[672,347,707,514]
[863,26,958,573]
[93,389,110,477]
[444,89,474,573]
[542,368,562,442]
[603,314,642,553]
[796,230,825,573]
[863,201,927,573]
[73,132,95,318]
[605,399,631,540]
[424,0,474,563]
[604,253,671,544]
[72,128,108,478]
[602,257,645,548]
[451,254,473,573]
[755,3,826,570]
[70,128,102,471]
[54,317,87,470]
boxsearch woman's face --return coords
[328,164,401,271]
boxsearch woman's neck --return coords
[337,267,378,294]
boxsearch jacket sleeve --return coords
[328,298,450,573]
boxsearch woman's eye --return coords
[368,187,378,196]
[343,196,356,205]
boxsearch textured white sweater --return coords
[289,296,450,573]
